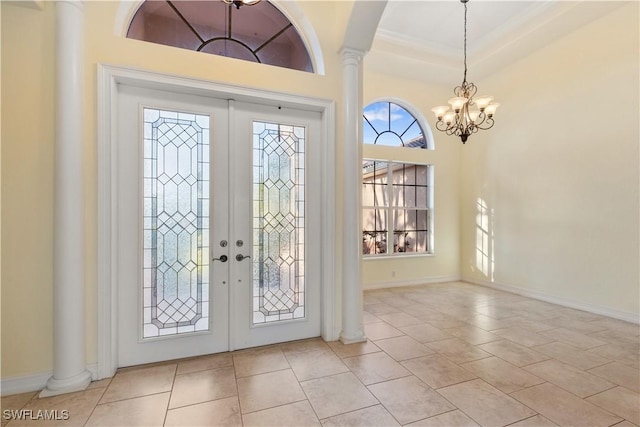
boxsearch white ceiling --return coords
[369,1,627,83]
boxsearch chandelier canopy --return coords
[221,0,261,9]
[431,0,499,144]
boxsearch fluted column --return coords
[339,48,366,344]
[41,0,92,397]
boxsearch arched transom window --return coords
[127,1,314,73]
[363,101,427,148]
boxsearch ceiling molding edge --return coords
[3,0,44,10]
[369,1,628,81]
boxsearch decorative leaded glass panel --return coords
[143,107,210,338]
[252,121,305,324]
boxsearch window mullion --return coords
[387,161,393,255]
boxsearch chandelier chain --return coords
[463,1,468,84]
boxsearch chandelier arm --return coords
[473,112,487,126]
[435,121,448,132]
[476,118,495,130]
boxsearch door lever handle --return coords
[213,255,228,262]
[236,254,250,261]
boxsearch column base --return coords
[339,330,367,345]
[39,370,92,398]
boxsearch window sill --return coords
[363,253,435,260]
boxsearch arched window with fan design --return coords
[127,1,314,72]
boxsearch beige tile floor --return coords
[2,282,639,427]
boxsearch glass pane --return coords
[394,231,428,253]
[390,163,429,208]
[362,208,387,255]
[169,1,226,42]
[252,121,305,324]
[257,25,314,73]
[362,160,388,207]
[393,209,428,253]
[143,107,210,338]
[128,1,202,51]
[232,1,289,51]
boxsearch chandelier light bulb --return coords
[448,97,468,113]
[431,106,450,120]
[484,103,500,117]
[468,110,480,123]
[443,112,455,125]
[474,96,494,111]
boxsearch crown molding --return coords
[3,0,44,10]
[369,2,627,83]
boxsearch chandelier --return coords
[221,0,260,9]
[431,0,499,144]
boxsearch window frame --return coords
[361,99,435,259]
[362,159,434,258]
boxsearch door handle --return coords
[213,255,228,262]
[236,254,250,261]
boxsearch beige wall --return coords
[460,3,640,319]
[1,0,351,379]
[361,70,461,288]
[1,2,56,379]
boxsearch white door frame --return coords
[97,64,337,379]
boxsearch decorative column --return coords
[41,0,92,397]
[339,48,366,344]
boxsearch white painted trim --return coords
[2,372,52,397]
[97,64,337,377]
[464,277,640,325]
[96,65,120,380]
[1,365,98,397]
[113,0,325,75]
[321,101,339,342]
[270,0,326,76]
[363,275,461,291]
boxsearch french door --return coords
[117,85,321,367]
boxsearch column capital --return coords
[340,47,365,65]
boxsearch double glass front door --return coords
[117,86,321,367]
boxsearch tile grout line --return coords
[81,383,108,427]
[160,364,178,426]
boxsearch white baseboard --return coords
[363,275,461,291]
[1,364,98,397]
[464,277,640,325]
